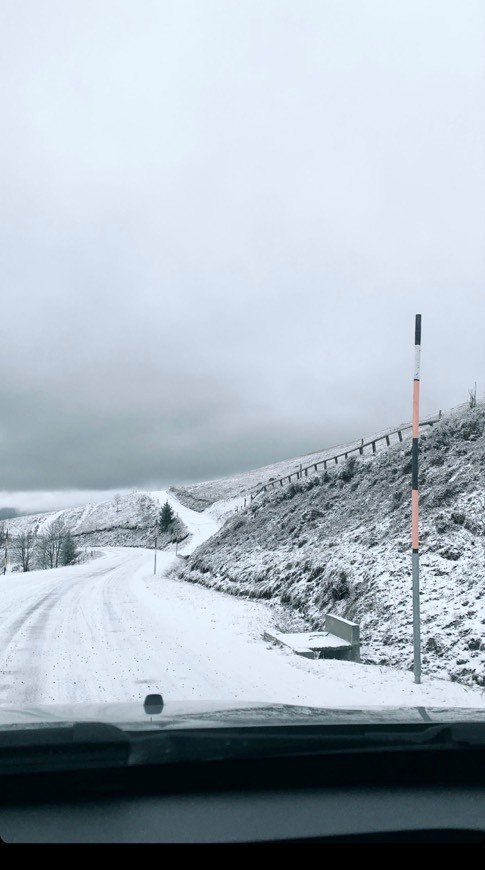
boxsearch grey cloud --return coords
[0,0,483,502]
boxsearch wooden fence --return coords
[248,412,443,502]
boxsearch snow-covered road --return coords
[1,545,484,709]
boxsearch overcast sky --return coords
[1,0,484,513]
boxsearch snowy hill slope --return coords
[172,404,485,689]
[4,491,162,549]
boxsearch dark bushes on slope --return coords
[331,570,351,601]
[339,456,358,483]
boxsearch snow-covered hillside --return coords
[173,404,485,689]
[4,491,162,550]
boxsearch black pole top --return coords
[415,314,422,345]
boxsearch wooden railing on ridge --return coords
[247,412,444,502]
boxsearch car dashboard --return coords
[1,743,485,844]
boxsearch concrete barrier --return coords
[324,613,360,660]
[264,613,360,662]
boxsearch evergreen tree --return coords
[60,531,79,566]
[159,500,175,533]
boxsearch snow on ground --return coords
[0,546,483,709]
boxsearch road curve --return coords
[1,545,484,709]
[0,546,341,706]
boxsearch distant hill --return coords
[4,492,186,551]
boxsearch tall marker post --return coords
[412,314,422,683]
[3,529,7,575]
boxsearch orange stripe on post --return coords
[412,489,419,549]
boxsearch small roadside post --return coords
[154,527,157,575]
